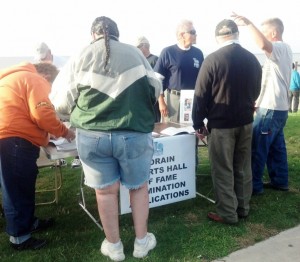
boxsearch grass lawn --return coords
[1,113,299,262]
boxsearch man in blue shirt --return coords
[154,19,204,122]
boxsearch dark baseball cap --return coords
[215,19,239,36]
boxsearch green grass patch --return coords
[1,113,300,261]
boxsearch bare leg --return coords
[95,181,120,243]
[130,182,149,239]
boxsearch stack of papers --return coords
[49,137,77,151]
[160,126,195,136]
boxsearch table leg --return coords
[78,169,103,230]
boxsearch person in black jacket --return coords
[192,19,262,224]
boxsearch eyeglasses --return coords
[186,29,197,35]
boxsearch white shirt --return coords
[256,41,293,110]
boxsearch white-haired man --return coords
[154,19,204,122]
[34,42,53,62]
[136,36,160,122]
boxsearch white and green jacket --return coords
[51,38,162,133]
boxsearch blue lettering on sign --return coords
[166,163,187,171]
[149,181,185,193]
[149,189,190,203]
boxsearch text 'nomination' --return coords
[148,181,186,193]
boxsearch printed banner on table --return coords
[119,134,196,214]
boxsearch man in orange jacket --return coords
[0,62,75,250]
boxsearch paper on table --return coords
[49,137,77,151]
[160,126,195,136]
[152,131,161,138]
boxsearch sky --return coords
[1,0,300,58]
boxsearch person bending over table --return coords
[0,62,75,250]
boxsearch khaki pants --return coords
[163,90,180,123]
[208,124,253,223]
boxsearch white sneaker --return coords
[71,158,81,168]
[133,232,156,258]
[100,239,125,261]
[54,158,67,167]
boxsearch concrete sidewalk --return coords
[213,224,300,262]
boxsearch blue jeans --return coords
[77,129,154,189]
[0,137,39,243]
[252,108,288,193]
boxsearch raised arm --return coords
[231,12,273,56]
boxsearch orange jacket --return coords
[0,63,68,146]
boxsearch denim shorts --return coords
[76,129,154,189]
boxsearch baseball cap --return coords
[34,42,50,61]
[136,36,149,47]
[215,19,239,36]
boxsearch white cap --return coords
[135,36,149,47]
[34,42,50,61]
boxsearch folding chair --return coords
[35,148,63,205]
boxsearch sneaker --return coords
[263,182,289,191]
[71,158,81,168]
[31,218,55,233]
[54,158,67,167]
[100,239,125,261]
[0,204,4,218]
[133,232,157,258]
[10,237,47,250]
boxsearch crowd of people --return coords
[0,11,296,262]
